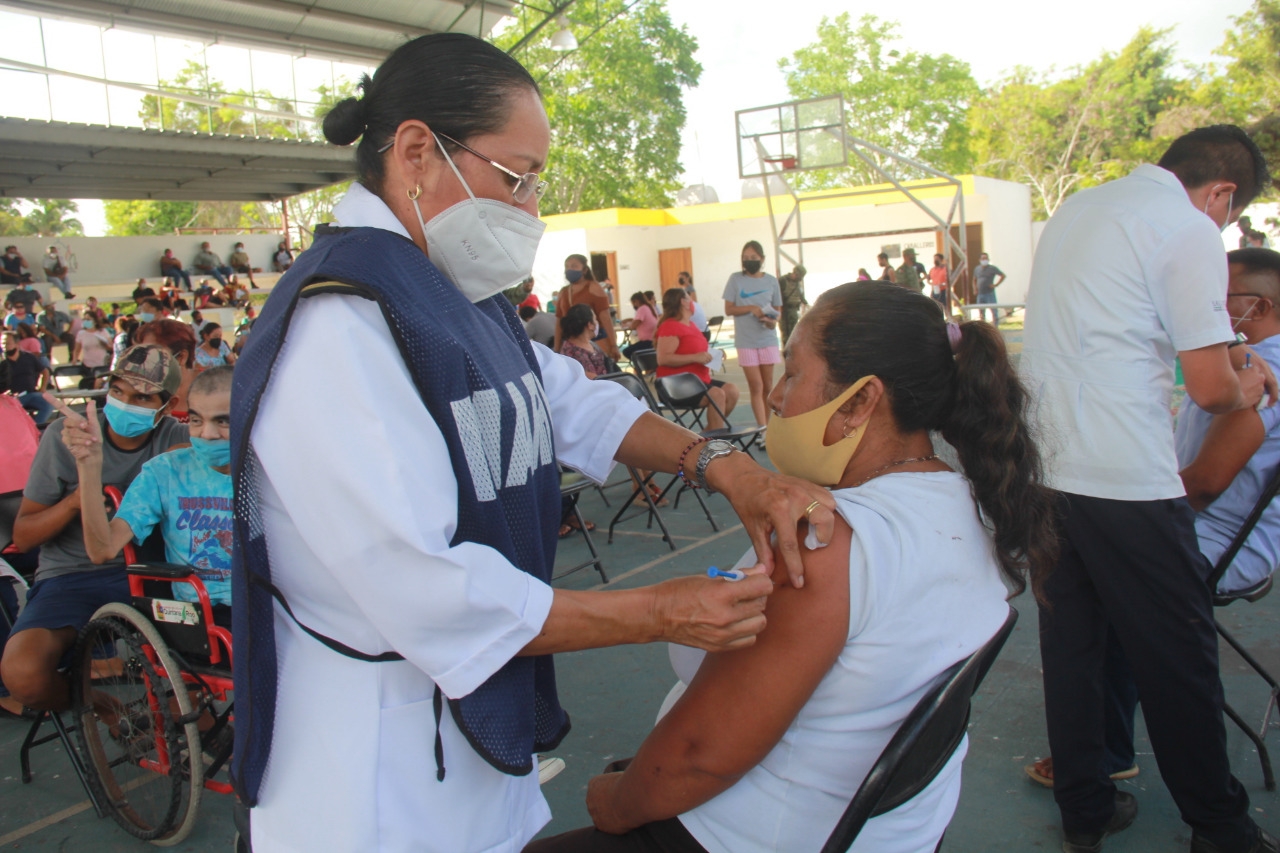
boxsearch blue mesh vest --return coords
[229,225,569,805]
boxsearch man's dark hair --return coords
[517,305,536,321]
[190,364,233,398]
[1158,125,1271,207]
[138,297,162,312]
[323,33,540,196]
[1228,247,1280,300]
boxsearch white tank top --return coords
[675,472,1010,853]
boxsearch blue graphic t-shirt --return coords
[116,446,233,606]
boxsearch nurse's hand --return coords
[653,566,772,651]
[703,452,836,589]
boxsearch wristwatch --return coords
[694,439,736,494]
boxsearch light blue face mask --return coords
[190,436,231,468]
[138,312,155,323]
[103,395,161,438]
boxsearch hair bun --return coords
[322,96,368,146]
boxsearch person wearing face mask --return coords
[195,322,236,370]
[232,34,834,853]
[72,311,113,376]
[133,318,197,422]
[554,253,621,359]
[972,253,1005,323]
[1,330,52,423]
[228,242,261,289]
[723,240,783,430]
[0,345,187,717]
[1027,246,1280,797]
[1020,125,1280,853]
[0,246,34,290]
[62,366,234,616]
[528,283,1057,853]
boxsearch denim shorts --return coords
[9,568,130,637]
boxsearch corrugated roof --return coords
[0,117,357,200]
[0,0,518,63]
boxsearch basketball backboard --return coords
[736,95,847,179]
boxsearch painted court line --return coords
[591,524,744,590]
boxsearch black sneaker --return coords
[1063,791,1138,853]
[1191,828,1280,853]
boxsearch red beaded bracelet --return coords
[676,436,712,488]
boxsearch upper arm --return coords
[637,518,853,780]
[1151,222,1233,352]
[655,333,679,363]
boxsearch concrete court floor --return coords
[5,328,1280,852]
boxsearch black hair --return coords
[808,282,1058,601]
[190,364,233,398]
[1158,125,1271,207]
[517,305,537,321]
[564,254,596,282]
[630,291,646,307]
[138,298,161,311]
[560,303,596,339]
[742,240,765,258]
[322,33,540,196]
[1229,247,1280,300]
[201,322,222,340]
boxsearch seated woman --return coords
[655,287,739,432]
[528,282,1056,853]
[560,304,612,379]
[194,322,236,371]
[618,291,659,361]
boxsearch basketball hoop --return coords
[763,155,798,171]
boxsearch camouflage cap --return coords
[110,344,182,396]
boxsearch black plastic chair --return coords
[631,348,659,380]
[1206,461,1280,791]
[820,606,1019,853]
[50,364,90,391]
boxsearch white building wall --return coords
[0,234,285,287]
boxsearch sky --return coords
[0,0,1256,234]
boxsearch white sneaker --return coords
[537,756,566,785]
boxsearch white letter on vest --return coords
[521,373,555,469]
[450,396,497,502]
[505,381,534,487]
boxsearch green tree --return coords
[969,28,1187,217]
[140,60,304,139]
[20,199,83,237]
[778,13,979,186]
[104,200,200,236]
[0,198,24,235]
[497,0,701,213]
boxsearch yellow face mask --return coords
[766,376,874,486]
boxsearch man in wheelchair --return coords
[0,344,188,712]
[62,365,233,622]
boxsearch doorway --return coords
[590,251,619,312]
[658,248,693,295]
[944,224,983,304]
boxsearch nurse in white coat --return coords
[235,34,835,853]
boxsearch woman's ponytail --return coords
[941,321,1057,601]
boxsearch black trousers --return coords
[524,818,706,853]
[1039,492,1255,847]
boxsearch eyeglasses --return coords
[377,133,548,205]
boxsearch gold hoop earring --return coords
[407,185,422,201]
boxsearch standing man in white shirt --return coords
[1021,125,1278,853]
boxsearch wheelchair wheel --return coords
[72,602,204,845]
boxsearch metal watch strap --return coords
[694,439,736,494]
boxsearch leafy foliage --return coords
[0,199,83,237]
[778,13,979,187]
[969,28,1185,217]
[497,0,700,214]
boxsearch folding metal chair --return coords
[1206,461,1280,791]
[555,473,608,584]
[652,373,765,455]
[705,315,724,346]
[820,607,1019,853]
[598,372,678,551]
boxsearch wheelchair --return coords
[70,486,235,845]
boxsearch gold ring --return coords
[804,500,821,517]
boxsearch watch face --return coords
[706,439,735,454]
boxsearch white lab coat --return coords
[248,185,647,852]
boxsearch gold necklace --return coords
[849,454,940,488]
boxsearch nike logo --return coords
[739,289,768,299]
